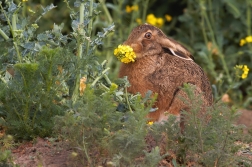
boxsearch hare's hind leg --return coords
[161,84,203,129]
[157,89,188,128]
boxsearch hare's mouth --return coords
[114,45,136,63]
[130,43,142,53]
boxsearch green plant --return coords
[148,84,252,166]
[0,47,74,139]
[0,0,114,139]
[54,78,156,166]
[0,150,15,167]
[0,134,18,167]
[173,0,252,107]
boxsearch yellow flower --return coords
[32,24,39,29]
[126,5,138,13]
[146,14,164,28]
[235,65,243,69]
[239,35,252,46]
[114,45,136,63]
[131,5,138,11]
[165,14,172,22]
[126,5,132,13]
[22,0,28,2]
[242,65,250,79]
[79,77,87,96]
[156,18,164,27]
[146,14,157,25]
[136,18,142,24]
[245,36,252,43]
[147,121,154,126]
[71,152,78,158]
[235,65,250,79]
[110,83,118,91]
[239,39,246,46]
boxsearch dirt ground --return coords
[11,110,252,167]
[12,138,83,167]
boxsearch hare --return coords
[118,24,213,123]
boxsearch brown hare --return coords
[118,24,213,123]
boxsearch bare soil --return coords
[11,110,252,167]
[12,138,83,167]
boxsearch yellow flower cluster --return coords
[147,121,154,126]
[79,77,87,96]
[239,36,252,46]
[235,65,250,79]
[114,45,136,63]
[110,83,118,91]
[165,14,172,22]
[32,24,39,29]
[126,5,138,13]
[146,14,164,27]
[136,18,142,24]
[139,14,173,27]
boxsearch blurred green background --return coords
[2,0,252,108]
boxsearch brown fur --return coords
[119,24,213,122]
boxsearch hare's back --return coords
[147,54,213,104]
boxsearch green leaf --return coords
[8,2,17,12]
[223,0,241,18]
[172,159,177,167]
[37,33,49,41]
[23,42,35,50]
[74,1,81,7]
[41,4,57,15]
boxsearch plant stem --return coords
[99,0,114,67]
[0,3,22,62]
[200,2,231,83]
[18,71,29,125]
[246,0,252,51]
[99,0,113,24]
[72,3,85,102]
[207,0,215,33]
[94,60,112,86]
[0,29,9,40]
[205,15,230,81]
[193,107,204,153]
[90,67,110,87]
[82,128,91,164]
[12,10,22,63]
[142,0,149,23]
[79,3,85,59]
[86,0,94,56]
[125,87,133,113]
[0,3,13,33]
[247,0,251,36]
[103,74,112,85]
[99,83,110,91]
[13,42,22,63]
[214,130,229,167]
[200,15,209,46]
[22,1,27,17]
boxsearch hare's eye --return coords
[144,32,152,39]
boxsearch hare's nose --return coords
[122,42,141,53]
[122,41,133,49]
[130,43,142,53]
[123,40,130,45]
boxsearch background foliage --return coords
[1,0,251,105]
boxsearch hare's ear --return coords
[164,47,194,61]
[159,37,194,61]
